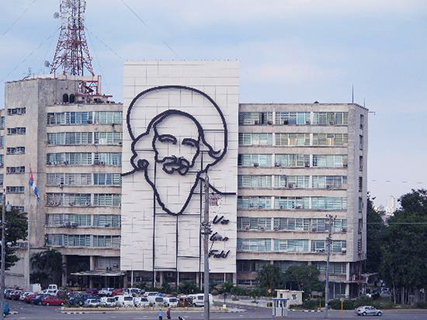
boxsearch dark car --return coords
[68,293,86,306]
[32,294,47,305]
[24,293,36,304]
[86,288,99,296]
[10,291,23,300]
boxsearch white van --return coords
[134,297,150,307]
[100,297,116,307]
[115,295,135,307]
[163,296,178,307]
[144,292,159,304]
[188,294,214,307]
[153,296,164,307]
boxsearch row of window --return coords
[6,166,25,174]
[46,234,120,249]
[47,153,121,166]
[239,133,349,147]
[7,108,26,116]
[237,217,348,233]
[47,173,121,186]
[7,147,25,155]
[237,238,347,253]
[238,154,348,168]
[239,112,348,126]
[237,260,346,275]
[46,214,120,228]
[6,186,25,194]
[7,127,26,135]
[237,196,347,210]
[46,193,121,207]
[47,111,122,125]
[238,175,347,189]
[47,132,122,146]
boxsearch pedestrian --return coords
[167,307,171,320]
[158,308,163,320]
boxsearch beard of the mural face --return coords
[149,160,199,215]
[159,156,191,175]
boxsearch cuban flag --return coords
[29,167,40,202]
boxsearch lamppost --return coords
[1,194,11,320]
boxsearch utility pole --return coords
[1,193,6,320]
[202,175,211,320]
[324,214,336,319]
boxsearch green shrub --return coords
[302,299,317,309]
[328,299,340,310]
[354,296,373,308]
[415,302,427,309]
[328,299,354,310]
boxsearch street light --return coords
[1,195,11,320]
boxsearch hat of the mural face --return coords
[126,85,228,168]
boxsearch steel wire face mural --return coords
[123,86,229,215]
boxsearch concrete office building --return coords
[3,74,123,288]
[236,104,368,298]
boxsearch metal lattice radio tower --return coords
[50,0,95,76]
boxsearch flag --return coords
[29,167,40,201]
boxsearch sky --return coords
[0,0,426,208]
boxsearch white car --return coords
[115,295,134,307]
[144,292,159,304]
[134,297,150,307]
[99,288,115,296]
[188,294,214,307]
[100,297,116,307]
[126,288,143,297]
[355,306,383,316]
[163,297,178,307]
[85,298,101,307]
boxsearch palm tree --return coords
[31,249,64,287]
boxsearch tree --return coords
[1,208,28,270]
[31,249,64,287]
[380,189,427,304]
[283,265,324,300]
[365,195,386,273]
[256,265,283,291]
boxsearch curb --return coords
[290,309,323,313]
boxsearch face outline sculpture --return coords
[123,86,228,216]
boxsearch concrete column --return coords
[176,272,180,287]
[345,283,350,298]
[159,271,163,287]
[232,272,237,285]
[153,271,157,288]
[123,273,128,289]
[89,256,96,288]
[61,255,67,287]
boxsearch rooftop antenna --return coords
[351,84,354,104]
[50,0,95,76]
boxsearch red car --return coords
[24,294,36,304]
[111,288,123,296]
[42,295,64,306]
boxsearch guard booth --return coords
[272,298,288,317]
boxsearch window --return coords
[237,197,271,209]
[11,206,24,212]
[93,173,121,186]
[94,153,122,166]
[274,197,309,210]
[312,112,348,125]
[274,261,306,272]
[238,154,272,167]
[311,240,346,253]
[47,132,92,145]
[7,127,26,135]
[0,117,4,129]
[275,154,310,167]
[6,147,25,155]
[47,112,93,125]
[273,218,310,231]
[238,175,272,188]
[93,194,121,207]
[237,238,271,252]
[359,135,364,150]
[359,156,363,171]
[0,136,4,149]
[94,132,122,145]
[312,134,348,146]
[358,219,363,233]
[275,133,310,146]
[360,114,364,129]
[311,197,347,210]
[93,215,121,227]
[359,177,363,192]
[0,174,3,186]
[46,193,91,207]
[358,197,363,213]
[6,166,25,174]
[93,112,122,125]
[312,176,347,189]
[273,239,309,252]
[274,175,309,189]
[64,234,91,247]
[239,112,273,125]
[314,262,346,274]
[275,112,310,125]
[238,133,272,146]
[6,186,25,194]
[47,152,92,165]
[7,107,26,116]
[47,173,92,186]
[312,155,348,168]
[237,217,271,230]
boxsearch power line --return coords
[118,0,179,57]
[1,0,38,38]
[85,27,123,60]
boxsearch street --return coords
[5,301,427,320]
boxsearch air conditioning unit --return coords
[306,120,310,125]
[254,120,259,125]
[341,248,347,254]
[267,121,273,125]
[253,163,259,167]
[342,228,347,232]
[85,202,91,207]
[329,121,335,125]
[99,161,105,165]
[283,120,289,125]
[94,160,100,165]
[166,272,173,278]
[258,226,265,231]
[244,226,250,231]
[305,162,310,167]
[275,162,281,167]
[311,227,317,232]
[87,120,92,124]
[343,163,348,168]
[99,138,107,145]
[288,183,295,189]
[273,226,280,231]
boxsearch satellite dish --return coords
[53,12,60,19]
[44,60,50,68]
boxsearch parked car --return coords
[4,289,14,299]
[86,288,99,296]
[355,306,383,316]
[42,295,65,306]
[99,288,115,296]
[20,292,33,301]
[163,296,178,307]
[114,295,134,307]
[32,294,48,305]
[100,297,116,307]
[153,296,164,307]
[85,298,101,307]
[111,288,123,296]
[187,294,214,307]
[125,288,143,297]
[24,293,36,304]
[68,293,86,306]
[10,290,23,300]
[144,292,159,304]
[134,297,150,308]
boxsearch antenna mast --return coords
[50,0,95,76]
